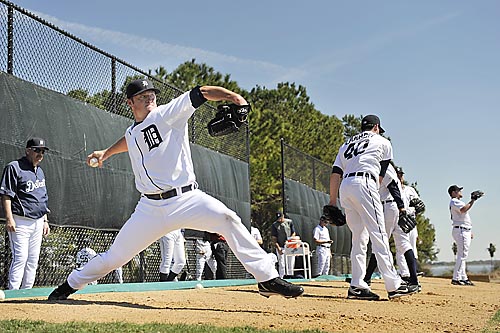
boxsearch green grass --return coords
[1,310,499,333]
[482,309,500,333]
[0,320,324,333]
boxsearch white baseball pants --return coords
[316,246,331,276]
[195,239,216,280]
[159,229,186,275]
[340,176,401,292]
[452,227,471,281]
[7,215,44,290]
[67,189,278,289]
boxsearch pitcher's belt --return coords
[145,184,194,200]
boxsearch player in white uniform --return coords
[158,229,186,281]
[313,216,333,276]
[395,167,420,278]
[195,238,216,280]
[48,79,304,300]
[363,164,420,289]
[448,185,476,286]
[329,115,417,300]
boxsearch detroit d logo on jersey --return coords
[142,125,163,151]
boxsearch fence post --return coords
[7,5,13,74]
[280,138,286,213]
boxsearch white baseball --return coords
[0,290,5,301]
[195,283,204,289]
[89,157,99,168]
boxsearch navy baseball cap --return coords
[361,115,385,134]
[395,167,404,174]
[126,79,160,99]
[26,137,49,150]
[276,212,283,218]
[448,185,463,195]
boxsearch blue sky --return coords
[10,0,499,262]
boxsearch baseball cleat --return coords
[451,279,465,286]
[258,277,304,298]
[347,286,380,300]
[47,281,77,301]
[387,281,418,299]
[460,279,475,286]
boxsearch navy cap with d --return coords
[361,114,385,134]
[26,137,49,150]
[126,79,160,99]
[395,167,404,174]
[448,185,463,195]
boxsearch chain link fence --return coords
[0,1,249,288]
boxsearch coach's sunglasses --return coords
[30,147,47,154]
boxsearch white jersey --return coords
[402,185,419,215]
[125,91,196,194]
[450,198,472,228]
[379,164,402,202]
[313,224,331,248]
[333,131,393,180]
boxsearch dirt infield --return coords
[1,277,499,332]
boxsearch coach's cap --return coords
[26,137,49,150]
[395,167,404,174]
[361,115,385,134]
[320,215,328,222]
[448,185,463,195]
[276,212,283,219]
[126,79,160,99]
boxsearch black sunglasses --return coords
[30,147,47,154]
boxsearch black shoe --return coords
[363,279,371,286]
[347,286,380,300]
[417,271,425,277]
[401,276,411,283]
[417,283,422,292]
[159,272,169,282]
[451,279,465,286]
[388,282,418,299]
[258,277,304,298]
[460,279,475,286]
[48,281,77,301]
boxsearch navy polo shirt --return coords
[0,156,49,219]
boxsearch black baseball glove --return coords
[207,103,250,137]
[470,190,484,201]
[409,197,425,215]
[322,205,347,226]
[398,210,417,233]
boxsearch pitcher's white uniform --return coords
[333,131,402,292]
[66,88,278,289]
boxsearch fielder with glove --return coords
[448,184,481,286]
[207,103,250,136]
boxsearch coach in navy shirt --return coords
[1,137,51,289]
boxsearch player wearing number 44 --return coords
[48,79,304,300]
[329,115,418,300]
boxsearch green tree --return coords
[341,114,363,139]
